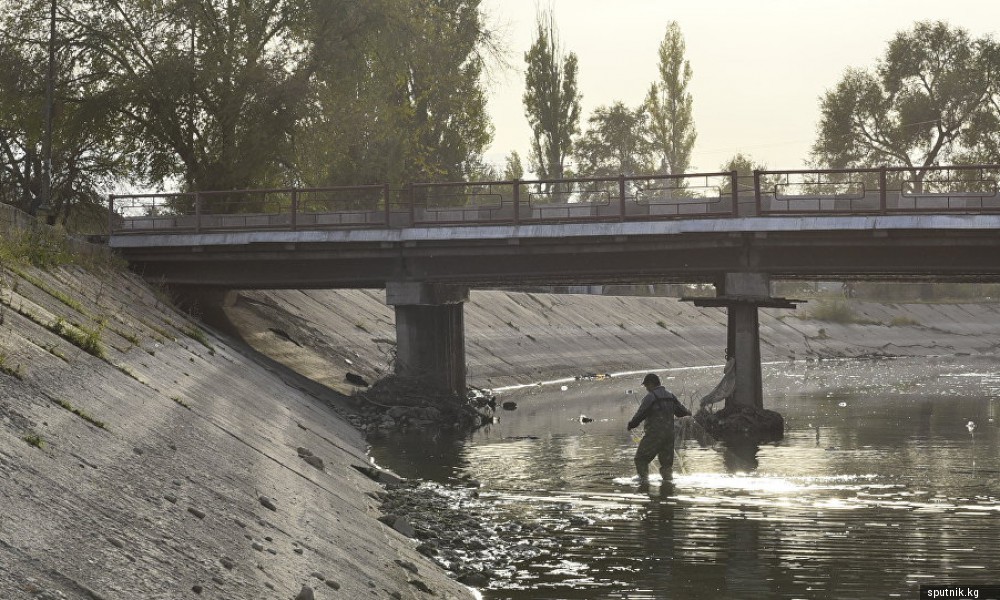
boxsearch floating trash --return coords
[626,389,634,395]
[838,401,848,408]
[579,415,594,424]
[967,420,976,433]
[560,385,569,391]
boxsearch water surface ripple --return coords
[371,356,1000,599]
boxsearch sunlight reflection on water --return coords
[371,356,1000,600]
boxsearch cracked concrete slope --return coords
[0,259,472,599]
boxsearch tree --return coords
[1,0,500,222]
[503,151,524,180]
[20,0,390,209]
[812,21,1000,183]
[298,0,495,189]
[523,10,581,186]
[575,102,653,179]
[0,1,130,228]
[645,21,696,176]
[958,38,1000,165]
[720,153,766,195]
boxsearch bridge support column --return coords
[684,273,799,442]
[728,302,763,409]
[721,273,771,410]
[386,282,469,396]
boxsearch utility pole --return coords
[38,0,56,223]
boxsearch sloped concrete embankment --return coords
[223,289,1000,393]
[0,250,471,596]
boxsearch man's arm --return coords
[627,394,655,430]
[674,400,692,418]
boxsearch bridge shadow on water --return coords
[369,356,1000,600]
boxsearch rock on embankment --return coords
[0,225,472,598]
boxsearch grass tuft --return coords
[10,267,84,312]
[48,318,106,358]
[22,432,44,448]
[52,398,106,429]
[0,353,25,379]
[808,298,857,323]
[182,324,212,350]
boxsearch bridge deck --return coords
[109,165,1000,235]
[108,165,1000,288]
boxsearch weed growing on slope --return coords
[171,396,191,409]
[0,352,25,379]
[9,267,84,313]
[107,324,140,346]
[183,324,212,351]
[43,343,67,360]
[0,228,75,269]
[114,364,142,382]
[52,398,106,430]
[806,298,879,325]
[0,225,124,272]
[22,432,44,448]
[48,318,106,359]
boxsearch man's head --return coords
[642,373,660,390]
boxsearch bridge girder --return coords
[116,227,1000,289]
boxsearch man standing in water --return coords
[627,374,691,482]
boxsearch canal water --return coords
[370,356,1000,599]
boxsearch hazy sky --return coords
[479,0,999,175]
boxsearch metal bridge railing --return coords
[755,164,1000,216]
[108,165,1000,234]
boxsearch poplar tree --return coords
[645,21,696,176]
[503,151,524,180]
[575,102,653,178]
[523,10,581,188]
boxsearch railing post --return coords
[408,183,416,227]
[512,178,520,226]
[618,173,626,221]
[753,170,762,216]
[290,188,298,231]
[108,195,115,234]
[879,168,887,213]
[194,191,202,233]
[383,183,391,227]
[730,170,739,217]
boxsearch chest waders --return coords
[634,406,676,481]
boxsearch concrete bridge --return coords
[109,165,1000,413]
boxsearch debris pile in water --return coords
[695,405,784,443]
[349,376,495,434]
